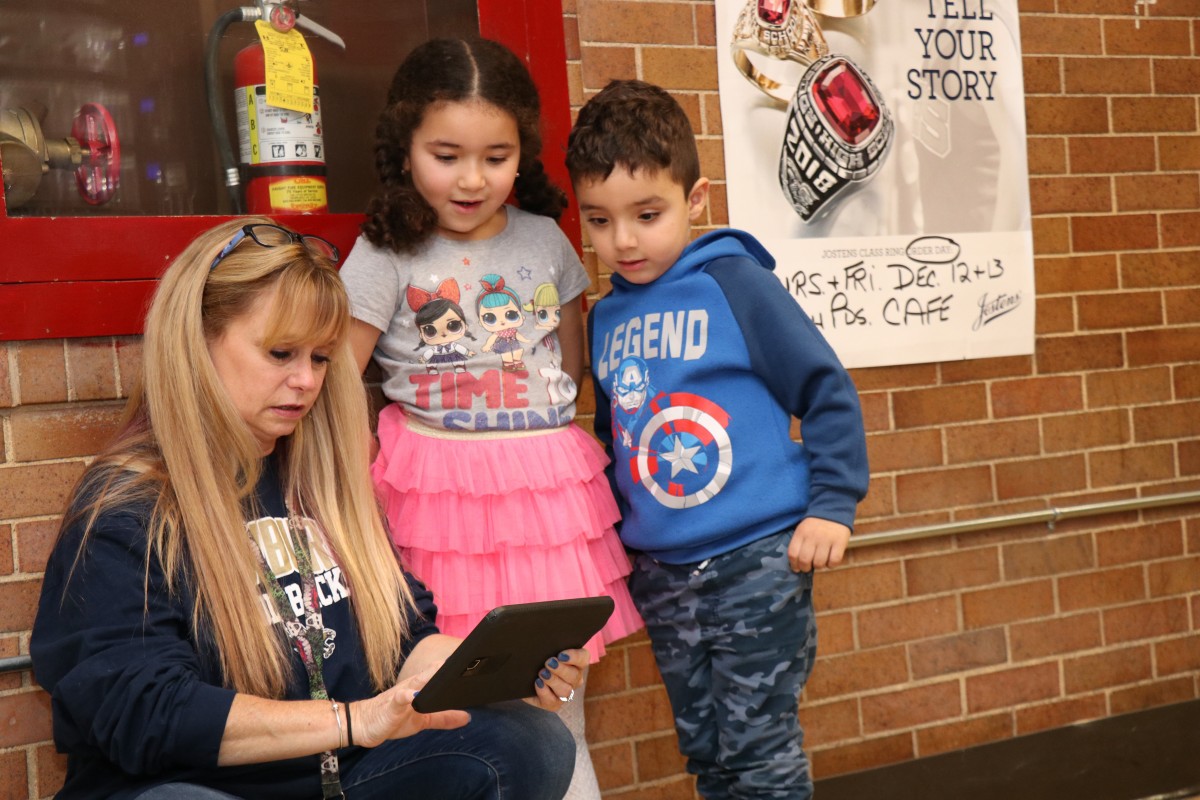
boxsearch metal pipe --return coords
[0,655,31,674]
[3,492,1198,675]
[849,490,1200,549]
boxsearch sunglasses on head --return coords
[209,223,340,272]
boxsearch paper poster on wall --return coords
[715,0,1034,369]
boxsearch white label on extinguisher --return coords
[235,84,325,165]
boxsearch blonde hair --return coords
[69,216,412,697]
[523,282,561,312]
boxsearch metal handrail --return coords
[3,491,1199,675]
[1,655,31,673]
[850,490,1200,548]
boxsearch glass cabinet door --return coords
[0,0,574,340]
[0,0,478,217]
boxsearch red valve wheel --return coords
[71,102,120,205]
[269,4,297,31]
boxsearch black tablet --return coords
[411,597,615,713]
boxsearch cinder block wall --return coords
[3,2,1199,798]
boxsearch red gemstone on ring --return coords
[757,0,790,26]
[811,60,880,145]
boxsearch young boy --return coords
[567,79,869,799]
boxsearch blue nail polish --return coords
[540,668,551,679]
[548,658,559,668]
[559,652,570,662]
[413,690,420,697]
[536,677,545,688]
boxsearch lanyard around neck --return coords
[253,502,344,799]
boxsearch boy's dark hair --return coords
[363,38,568,253]
[566,80,700,194]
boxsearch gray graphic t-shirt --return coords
[340,207,589,433]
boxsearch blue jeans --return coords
[135,702,573,800]
[629,529,817,800]
[135,789,238,799]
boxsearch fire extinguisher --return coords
[205,2,344,215]
[234,35,325,214]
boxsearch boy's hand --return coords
[788,518,851,572]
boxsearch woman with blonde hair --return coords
[32,217,581,800]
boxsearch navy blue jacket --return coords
[31,458,438,799]
[588,229,869,563]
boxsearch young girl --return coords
[339,38,643,800]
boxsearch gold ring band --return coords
[730,0,829,107]
[805,0,877,18]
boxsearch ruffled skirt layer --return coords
[373,405,643,661]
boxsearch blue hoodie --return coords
[588,229,869,564]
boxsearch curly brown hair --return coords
[362,38,568,253]
[566,79,700,194]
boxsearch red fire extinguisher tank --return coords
[233,43,328,214]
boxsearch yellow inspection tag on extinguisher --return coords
[254,20,314,114]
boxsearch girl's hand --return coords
[352,665,471,748]
[528,648,587,712]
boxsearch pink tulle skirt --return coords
[372,405,643,662]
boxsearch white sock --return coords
[558,669,602,800]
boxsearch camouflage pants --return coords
[629,529,816,799]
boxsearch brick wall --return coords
[562,0,1200,797]
[1,338,136,798]
[2,2,1199,798]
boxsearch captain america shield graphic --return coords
[631,392,733,509]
